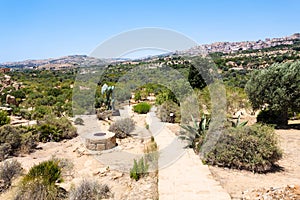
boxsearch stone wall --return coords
[85,133,116,151]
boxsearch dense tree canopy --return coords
[245,61,300,125]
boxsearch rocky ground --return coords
[0,108,158,200]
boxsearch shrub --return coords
[157,100,180,123]
[19,109,32,120]
[19,131,38,154]
[23,160,62,185]
[69,179,112,200]
[14,160,66,200]
[14,181,67,200]
[0,125,22,160]
[130,157,149,181]
[134,91,142,101]
[51,157,74,180]
[0,143,12,161]
[108,118,135,138]
[144,137,158,171]
[203,124,282,172]
[31,106,51,120]
[133,102,151,114]
[0,160,23,193]
[0,125,38,160]
[179,115,209,153]
[74,117,84,125]
[37,115,77,142]
[0,111,10,126]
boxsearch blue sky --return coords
[0,0,299,62]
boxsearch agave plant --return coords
[179,114,210,151]
[232,115,248,128]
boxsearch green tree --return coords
[188,57,215,89]
[245,61,300,125]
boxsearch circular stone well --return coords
[85,132,116,151]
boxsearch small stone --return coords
[112,171,123,180]
[96,144,106,151]
[288,184,295,189]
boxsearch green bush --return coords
[31,106,51,120]
[0,111,10,126]
[51,157,74,180]
[203,124,282,172]
[133,102,151,114]
[0,160,23,193]
[0,125,38,161]
[0,125,22,160]
[19,130,38,154]
[134,91,142,101]
[69,179,112,200]
[130,157,149,181]
[108,118,135,138]
[23,160,62,185]
[37,115,77,142]
[157,100,180,123]
[14,160,66,200]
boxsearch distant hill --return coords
[1,33,299,70]
[0,55,115,70]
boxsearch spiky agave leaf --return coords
[238,120,248,127]
[200,114,207,132]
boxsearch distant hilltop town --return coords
[0,33,299,70]
[182,33,300,55]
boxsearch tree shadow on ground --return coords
[275,122,300,130]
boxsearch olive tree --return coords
[245,61,300,125]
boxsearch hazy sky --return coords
[0,0,299,62]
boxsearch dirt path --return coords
[147,109,231,200]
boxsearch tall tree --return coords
[245,61,300,125]
[188,57,215,89]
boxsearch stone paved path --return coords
[146,109,231,200]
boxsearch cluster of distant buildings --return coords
[183,33,300,55]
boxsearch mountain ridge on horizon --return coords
[1,32,299,68]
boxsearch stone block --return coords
[96,144,106,151]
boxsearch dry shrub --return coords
[0,159,23,193]
[69,179,112,200]
[108,118,135,138]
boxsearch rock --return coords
[73,147,86,157]
[111,171,123,180]
[12,83,21,90]
[93,166,110,176]
[6,94,17,105]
